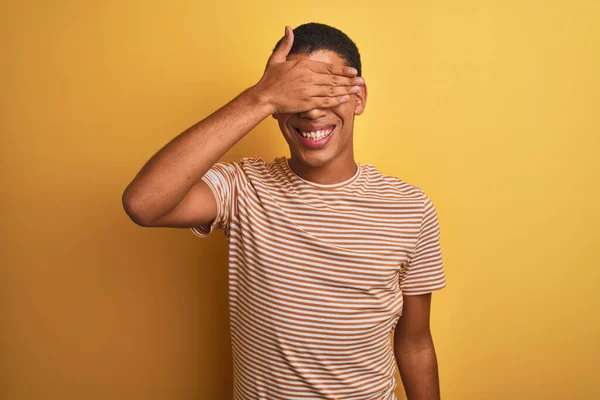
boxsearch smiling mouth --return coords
[294,125,336,140]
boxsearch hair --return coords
[273,22,362,76]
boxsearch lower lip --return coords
[295,127,336,148]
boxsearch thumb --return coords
[267,26,294,65]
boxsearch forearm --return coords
[122,84,271,222]
[394,335,441,400]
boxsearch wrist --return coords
[242,82,275,117]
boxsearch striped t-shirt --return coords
[191,156,446,400]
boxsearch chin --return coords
[291,149,336,168]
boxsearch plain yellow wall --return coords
[1,1,598,399]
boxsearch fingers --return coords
[307,60,358,77]
[310,84,361,98]
[268,25,294,65]
[306,74,364,109]
[313,74,364,87]
[313,95,351,109]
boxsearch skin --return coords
[334,292,440,400]
[393,293,441,400]
[122,26,362,227]
[271,41,440,400]
[274,50,367,185]
[273,36,440,400]
[122,25,440,400]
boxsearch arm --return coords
[121,83,270,227]
[122,26,363,227]
[394,293,441,400]
[332,294,440,400]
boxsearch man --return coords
[123,23,447,400]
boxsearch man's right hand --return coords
[123,26,365,228]
[253,26,365,115]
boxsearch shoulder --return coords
[223,157,288,187]
[205,158,268,188]
[215,157,268,174]
[235,156,285,175]
[360,162,428,202]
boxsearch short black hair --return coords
[273,22,362,76]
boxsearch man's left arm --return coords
[393,293,441,400]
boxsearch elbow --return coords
[122,189,154,227]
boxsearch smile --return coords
[294,125,336,148]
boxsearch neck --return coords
[288,153,358,185]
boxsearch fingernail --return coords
[352,86,360,92]
[341,95,349,102]
[355,77,364,84]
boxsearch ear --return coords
[354,80,367,116]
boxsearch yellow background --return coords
[2,1,598,399]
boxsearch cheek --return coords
[331,103,354,124]
[276,115,293,131]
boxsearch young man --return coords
[123,23,447,400]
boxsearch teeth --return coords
[300,128,333,140]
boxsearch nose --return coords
[297,107,327,120]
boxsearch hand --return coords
[254,26,364,115]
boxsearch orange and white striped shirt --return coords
[191,156,446,400]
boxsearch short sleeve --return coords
[190,161,244,238]
[399,190,447,295]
